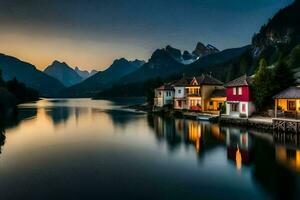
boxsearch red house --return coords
[225,75,255,117]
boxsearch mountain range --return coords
[75,67,98,80]
[0,0,299,98]
[0,54,65,96]
[57,58,145,97]
[44,61,83,87]
[95,0,300,98]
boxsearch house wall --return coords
[187,97,202,110]
[154,89,174,107]
[226,101,255,117]
[155,98,163,107]
[208,97,226,111]
[163,90,174,105]
[277,99,300,111]
[248,102,256,116]
[226,86,251,102]
[174,86,187,110]
[201,85,222,110]
[174,86,186,98]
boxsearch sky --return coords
[0,0,294,71]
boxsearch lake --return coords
[0,98,299,200]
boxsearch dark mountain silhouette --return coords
[75,67,98,80]
[95,45,251,98]
[193,42,219,57]
[252,0,300,63]
[0,54,65,96]
[119,47,185,84]
[57,58,145,97]
[44,61,83,87]
[120,45,250,85]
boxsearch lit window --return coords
[233,87,237,95]
[238,87,242,95]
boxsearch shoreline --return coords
[128,103,275,132]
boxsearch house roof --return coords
[225,75,252,87]
[173,77,194,86]
[273,86,300,99]
[156,84,174,90]
[211,89,226,98]
[173,74,223,86]
[196,74,223,85]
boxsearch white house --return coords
[154,84,174,108]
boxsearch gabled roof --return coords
[195,74,223,86]
[173,77,194,86]
[156,84,174,91]
[211,89,226,98]
[273,86,300,99]
[173,74,223,86]
[225,75,252,87]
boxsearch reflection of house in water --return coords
[151,115,226,154]
[273,132,300,172]
[187,121,202,153]
[225,128,252,169]
[152,115,181,149]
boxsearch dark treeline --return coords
[0,69,39,117]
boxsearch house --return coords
[173,74,224,111]
[208,89,227,111]
[154,84,174,108]
[274,86,300,119]
[225,75,255,117]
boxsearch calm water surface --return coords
[0,98,299,200]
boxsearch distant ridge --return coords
[0,53,65,96]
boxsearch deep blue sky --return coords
[0,0,294,70]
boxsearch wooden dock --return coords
[273,118,300,133]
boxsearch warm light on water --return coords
[0,98,299,200]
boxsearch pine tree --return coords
[253,58,273,110]
[273,57,295,94]
[0,69,4,87]
[288,45,300,69]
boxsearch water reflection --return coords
[150,115,251,166]
[0,99,299,200]
[149,115,300,199]
[273,133,300,172]
[225,128,252,170]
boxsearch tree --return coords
[145,77,163,104]
[0,69,4,87]
[272,57,295,94]
[253,58,273,111]
[288,45,300,69]
[6,78,39,103]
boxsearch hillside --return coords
[0,54,65,96]
[252,0,300,64]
